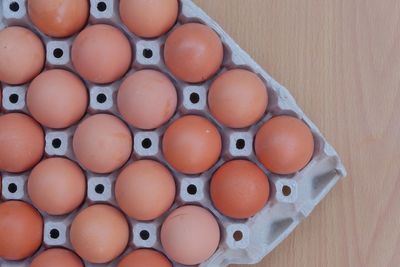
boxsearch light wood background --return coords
[194,1,400,267]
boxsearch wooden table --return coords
[194,1,400,266]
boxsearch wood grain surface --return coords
[194,1,400,266]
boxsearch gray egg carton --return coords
[0,0,346,266]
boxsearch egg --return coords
[210,160,270,219]
[73,114,132,173]
[28,0,89,38]
[161,205,220,265]
[255,116,315,174]
[0,27,44,85]
[70,204,129,263]
[117,70,177,130]
[164,23,223,83]
[208,69,268,128]
[0,113,44,173]
[71,24,132,84]
[115,160,176,221]
[117,249,172,267]
[162,115,222,174]
[27,69,88,129]
[28,157,86,215]
[0,201,43,260]
[30,249,83,267]
[120,0,178,38]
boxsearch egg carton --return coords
[0,0,347,266]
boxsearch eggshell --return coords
[0,113,44,173]
[162,115,222,174]
[161,205,220,265]
[120,0,178,38]
[255,116,315,174]
[28,0,89,38]
[208,69,268,128]
[27,69,88,129]
[115,160,176,221]
[210,160,270,219]
[70,205,129,264]
[117,70,177,130]
[0,201,43,260]
[30,249,83,267]
[117,249,172,267]
[0,27,44,85]
[28,157,86,215]
[164,23,223,83]
[73,114,132,173]
[71,24,132,84]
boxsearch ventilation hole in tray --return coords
[9,94,19,104]
[233,230,243,241]
[140,230,150,240]
[9,2,19,12]
[96,93,107,104]
[50,229,60,239]
[189,92,200,104]
[141,138,152,149]
[143,49,153,59]
[236,139,245,150]
[8,183,17,193]
[187,184,197,195]
[52,138,62,149]
[97,1,107,12]
[53,48,64,59]
[282,185,292,196]
[95,184,105,194]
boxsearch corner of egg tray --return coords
[0,0,347,266]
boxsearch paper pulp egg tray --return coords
[0,0,347,266]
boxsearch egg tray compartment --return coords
[0,0,347,266]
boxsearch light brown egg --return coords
[27,69,88,129]
[0,201,43,260]
[208,69,268,128]
[0,27,44,85]
[162,115,222,174]
[73,114,132,174]
[255,116,315,174]
[120,0,178,38]
[30,249,83,267]
[118,249,172,267]
[71,24,132,84]
[28,157,86,215]
[164,23,223,83]
[161,205,220,265]
[70,204,129,264]
[210,160,270,219]
[0,113,44,173]
[28,0,89,38]
[117,70,177,130]
[115,160,176,221]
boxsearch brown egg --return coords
[70,204,129,264]
[118,249,172,267]
[208,69,268,128]
[71,24,132,84]
[0,27,44,85]
[117,70,177,130]
[210,160,270,219]
[162,115,222,174]
[30,249,83,267]
[27,69,88,129]
[161,205,220,265]
[255,116,315,174]
[73,114,132,173]
[28,0,89,38]
[120,0,178,38]
[0,201,43,260]
[28,158,86,215]
[0,113,44,173]
[164,23,223,83]
[115,160,176,221]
